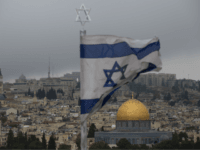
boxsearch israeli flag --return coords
[80,35,162,150]
[80,35,162,124]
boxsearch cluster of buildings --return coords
[0,69,199,149]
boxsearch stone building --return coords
[0,107,17,116]
[12,75,77,99]
[134,73,176,87]
[94,93,172,147]
[64,72,80,81]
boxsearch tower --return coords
[48,57,50,78]
[0,69,3,94]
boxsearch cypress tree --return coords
[7,129,14,149]
[43,88,46,98]
[28,88,30,96]
[42,132,47,149]
[48,133,56,150]
[87,123,97,138]
[24,132,28,149]
[101,126,104,131]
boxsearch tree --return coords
[28,140,43,149]
[48,133,56,150]
[172,85,180,93]
[179,131,188,142]
[58,144,71,150]
[87,123,97,138]
[194,137,200,149]
[89,140,110,149]
[24,132,28,149]
[47,87,57,100]
[152,140,175,149]
[6,129,14,149]
[101,126,104,131]
[169,101,176,106]
[164,93,171,101]
[42,132,47,149]
[28,87,31,96]
[171,131,180,149]
[116,138,131,149]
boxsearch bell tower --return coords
[0,69,3,94]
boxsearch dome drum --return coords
[116,120,151,132]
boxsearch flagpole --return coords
[75,4,91,150]
[80,29,87,150]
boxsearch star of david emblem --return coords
[75,4,91,26]
[103,61,128,87]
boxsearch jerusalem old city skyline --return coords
[0,0,200,150]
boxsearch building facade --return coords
[134,73,176,87]
[64,72,80,82]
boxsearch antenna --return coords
[48,57,50,78]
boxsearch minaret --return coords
[0,69,3,94]
[48,57,50,78]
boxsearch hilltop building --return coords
[94,93,172,147]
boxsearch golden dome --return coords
[117,92,149,120]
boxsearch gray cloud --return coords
[0,0,199,82]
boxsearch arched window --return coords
[111,138,114,144]
[128,121,132,127]
[116,138,118,144]
[136,138,140,144]
[118,122,121,127]
[145,138,148,144]
[132,139,135,144]
[132,122,135,127]
[122,122,126,127]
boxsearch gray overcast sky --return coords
[0,0,200,83]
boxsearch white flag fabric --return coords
[80,35,162,150]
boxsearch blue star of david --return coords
[103,61,128,87]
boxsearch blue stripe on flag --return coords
[80,62,157,114]
[80,41,160,59]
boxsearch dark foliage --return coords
[46,87,57,100]
[48,133,56,150]
[88,123,98,138]
[58,144,71,149]
[116,138,131,149]
[89,140,111,149]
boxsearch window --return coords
[111,138,114,144]
[132,139,135,144]
[132,122,135,127]
[145,138,148,144]
[116,138,118,143]
[128,121,132,127]
[136,138,140,144]
[122,122,126,127]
